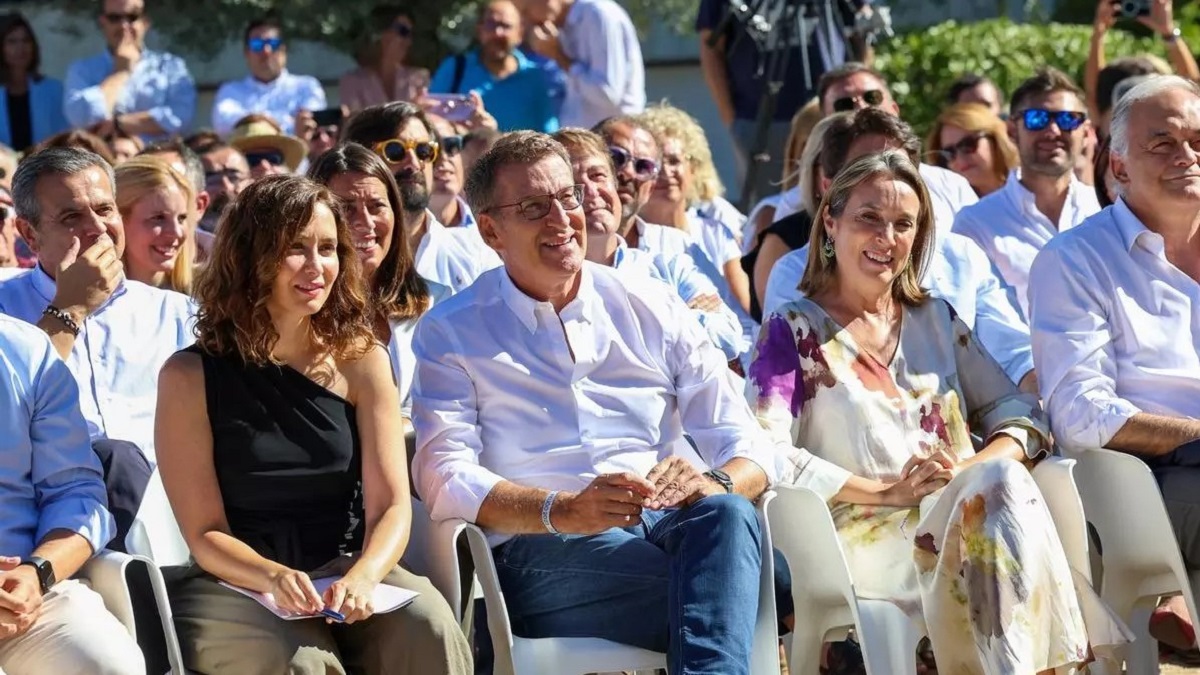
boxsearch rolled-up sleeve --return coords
[1028,243,1138,454]
[411,316,506,523]
[146,55,196,134]
[63,59,110,128]
[31,339,113,554]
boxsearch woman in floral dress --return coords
[749,149,1129,674]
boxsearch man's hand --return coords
[644,456,725,510]
[528,21,565,62]
[462,92,498,131]
[0,558,43,640]
[686,294,724,313]
[1138,0,1175,37]
[50,234,122,322]
[1093,0,1117,35]
[294,109,317,144]
[554,473,655,534]
[111,35,141,73]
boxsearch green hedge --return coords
[873,18,1162,137]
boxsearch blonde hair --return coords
[926,103,1018,187]
[801,150,934,306]
[781,98,822,191]
[636,102,723,204]
[115,156,197,294]
[797,113,847,217]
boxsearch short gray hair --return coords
[13,147,115,226]
[464,131,571,214]
[1110,75,1200,158]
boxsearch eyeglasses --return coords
[392,22,413,38]
[205,168,249,186]
[102,11,142,24]
[245,150,285,167]
[831,89,885,113]
[482,19,517,32]
[247,37,283,53]
[374,138,439,164]
[485,184,583,220]
[1020,108,1087,133]
[608,146,658,179]
[940,132,988,163]
[440,135,464,158]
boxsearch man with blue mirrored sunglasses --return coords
[953,67,1100,321]
[211,17,326,138]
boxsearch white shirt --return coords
[0,268,196,463]
[0,267,27,281]
[686,211,742,274]
[954,170,1100,319]
[1029,199,1200,454]
[211,69,327,136]
[411,264,784,544]
[743,194,784,254]
[762,230,1033,384]
[414,211,502,293]
[388,280,451,419]
[694,197,747,245]
[558,0,646,128]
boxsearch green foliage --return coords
[873,18,1161,137]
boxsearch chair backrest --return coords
[125,470,191,567]
[1031,457,1093,584]
[766,485,859,612]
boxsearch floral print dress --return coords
[749,297,1129,674]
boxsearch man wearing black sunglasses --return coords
[953,67,1099,321]
[211,17,327,138]
[64,0,196,141]
[428,115,475,228]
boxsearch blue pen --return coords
[320,608,345,622]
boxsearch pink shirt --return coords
[338,65,430,112]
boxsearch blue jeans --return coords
[492,494,767,675]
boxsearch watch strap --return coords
[20,556,55,594]
[703,469,734,494]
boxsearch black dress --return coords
[740,209,814,323]
[187,345,364,572]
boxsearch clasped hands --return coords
[267,568,376,625]
[883,450,960,507]
[0,556,44,641]
[551,457,726,535]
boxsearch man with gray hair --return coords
[412,131,788,674]
[1030,75,1200,567]
[0,147,195,548]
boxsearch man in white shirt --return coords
[955,67,1101,319]
[520,0,645,128]
[343,102,500,293]
[0,147,194,547]
[211,18,326,137]
[1029,76,1200,567]
[412,131,785,673]
[764,107,1036,392]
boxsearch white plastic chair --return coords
[76,550,174,648]
[1072,448,1200,674]
[427,494,783,675]
[768,457,1093,675]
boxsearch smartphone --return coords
[312,107,344,127]
[1116,0,1151,19]
[423,94,476,123]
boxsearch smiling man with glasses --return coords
[953,67,1100,320]
[64,0,196,141]
[211,17,327,137]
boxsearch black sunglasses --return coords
[940,131,989,163]
[485,184,583,221]
[832,89,885,113]
[1020,108,1087,133]
[392,22,413,38]
[609,146,658,179]
[245,150,285,167]
[440,135,464,158]
[102,11,142,24]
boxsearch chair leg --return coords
[855,601,919,675]
[783,627,824,675]
[1126,602,1161,675]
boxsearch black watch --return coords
[19,556,55,595]
[703,469,734,494]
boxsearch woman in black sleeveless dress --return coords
[155,175,471,674]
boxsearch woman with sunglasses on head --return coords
[156,174,472,675]
[340,6,429,112]
[308,143,448,430]
[926,103,1018,198]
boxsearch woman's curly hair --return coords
[192,174,373,364]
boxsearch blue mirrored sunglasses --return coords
[1020,108,1087,132]
[247,37,283,53]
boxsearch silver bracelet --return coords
[541,490,560,535]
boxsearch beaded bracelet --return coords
[541,490,560,535]
[42,306,80,337]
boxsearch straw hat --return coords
[227,116,308,172]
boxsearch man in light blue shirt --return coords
[211,17,327,137]
[64,0,196,140]
[430,0,560,132]
[0,314,145,674]
[0,148,194,545]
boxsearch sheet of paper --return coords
[219,575,420,620]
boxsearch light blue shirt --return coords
[211,70,327,136]
[558,0,645,128]
[429,48,560,132]
[64,48,196,138]
[614,242,749,361]
[0,314,114,559]
[0,267,196,463]
[0,77,69,149]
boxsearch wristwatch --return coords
[1164,27,1182,43]
[19,556,56,595]
[703,469,735,494]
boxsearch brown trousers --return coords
[169,557,472,675]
